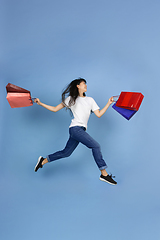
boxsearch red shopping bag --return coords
[116,92,144,111]
[6,83,34,108]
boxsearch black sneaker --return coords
[99,174,117,185]
[34,156,44,172]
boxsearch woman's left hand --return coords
[108,96,114,105]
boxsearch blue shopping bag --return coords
[112,103,136,120]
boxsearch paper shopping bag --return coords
[6,92,33,108]
[112,103,137,120]
[6,83,33,108]
[6,83,31,93]
[116,92,144,111]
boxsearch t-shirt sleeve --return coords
[91,98,100,111]
[64,96,71,108]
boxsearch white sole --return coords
[34,156,42,171]
[99,177,117,185]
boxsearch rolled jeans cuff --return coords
[99,165,108,170]
[47,155,51,162]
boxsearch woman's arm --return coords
[94,97,114,118]
[34,98,65,112]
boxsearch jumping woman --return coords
[34,78,117,185]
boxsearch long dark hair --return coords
[62,78,87,108]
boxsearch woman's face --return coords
[77,81,87,93]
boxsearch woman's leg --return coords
[101,169,108,176]
[47,127,108,172]
[69,126,107,170]
[69,127,117,184]
[41,158,48,165]
[47,136,79,163]
[34,133,79,172]
[35,126,117,184]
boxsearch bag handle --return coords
[113,95,119,102]
[31,97,36,103]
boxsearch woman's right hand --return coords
[34,98,41,105]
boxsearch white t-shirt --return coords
[64,96,100,129]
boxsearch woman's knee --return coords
[62,149,72,158]
[89,141,101,150]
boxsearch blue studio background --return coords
[0,0,160,239]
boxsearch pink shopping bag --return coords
[6,83,34,108]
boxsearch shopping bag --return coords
[112,103,137,120]
[6,83,31,93]
[6,83,34,108]
[116,92,144,111]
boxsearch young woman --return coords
[34,78,117,185]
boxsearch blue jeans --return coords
[47,126,107,170]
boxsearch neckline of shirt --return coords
[78,96,86,99]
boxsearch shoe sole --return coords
[34,156,42,172]
[99,177,117,185]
